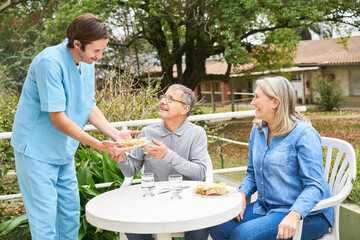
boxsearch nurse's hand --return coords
[113,130,141,142]
[109,153,126,163]
[98,140,134,156]
[276,211,301,239]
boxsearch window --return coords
[291,73,302,81]
[350,70,360,96]
[204,82,219,91]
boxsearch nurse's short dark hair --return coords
[67,13,109,51]
[168,84,195,117]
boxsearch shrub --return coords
[86,61,162,143]
[96,61,161,123]
[348,147,360,204]
[0,89,18,195]
[0,147,136,239]
[311,73,346,111]
[75,147,137,240]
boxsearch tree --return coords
[1,0,360,90]
[296,22,334,40]
[0,0,62,90]
[109,0,360,89]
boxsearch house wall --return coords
[321,65,360,107]
[230,78,253,103]
[198,64,360,108]
[199,79,252,106]
[199,82,222,105]
[292,66,360,107]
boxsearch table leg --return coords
[156,233,172,240]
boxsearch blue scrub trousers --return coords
[208,202,330,240]
[15,151,80,240]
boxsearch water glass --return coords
[141,173,155,197]
[168,174,183,200]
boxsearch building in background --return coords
[198,36,360,108]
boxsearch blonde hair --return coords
[255,76,310,136]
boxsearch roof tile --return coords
[295,36,360,65]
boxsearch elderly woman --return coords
[208,76,333,240]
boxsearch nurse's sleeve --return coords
[35,57,66,112]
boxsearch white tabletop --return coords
[86,181,242,240]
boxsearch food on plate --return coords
[195,182,229,196]
[117,137,148,148]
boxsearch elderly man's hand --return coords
[142,138,168,159]
[276,211,301,239]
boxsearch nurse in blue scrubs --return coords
[11,13,138,240]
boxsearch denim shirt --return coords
[239,121,333,226]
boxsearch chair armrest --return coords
[310,193,347,212]
[120,176,134,188]
[132,179,141,184]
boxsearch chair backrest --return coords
[321,137,357,198]
[205,153,214,183]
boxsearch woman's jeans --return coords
[208,203,330,240]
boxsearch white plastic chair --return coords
[292,137,357,240]
[212,137,356,240]
[119,153,214,240]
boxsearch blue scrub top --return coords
[11,39,96,164]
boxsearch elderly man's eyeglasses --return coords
[160,95,188,105]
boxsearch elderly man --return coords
[111,84,209,240]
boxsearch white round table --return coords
[86,181,242,240]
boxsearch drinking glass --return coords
[168,174,183,200]
[141,173,155,197]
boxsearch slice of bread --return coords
[118,137,148,148]
[195,182,229,196]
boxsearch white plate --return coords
[193,185,238,198]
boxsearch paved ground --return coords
[213,174,241,188]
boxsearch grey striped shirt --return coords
[117,120,208,181]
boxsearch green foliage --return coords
[311,73,347,111]
[95,62,161,123]
[0,1,61,89]
[75,147,131,240]
[348,148,360,205]
[44,0,116,43]
[0,214,28,237]
[0,89,18,195]
[0,146,136,239]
